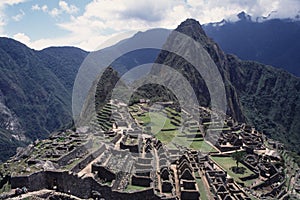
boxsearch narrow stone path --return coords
[171,164,180,197]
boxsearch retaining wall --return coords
[11,170,159,199]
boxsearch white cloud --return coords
[49,8,60,17]
[11,0,300,51]
[12,9,25,21]
[59,1,78,14]
[186,0,300,22]
[56,0,188,47]
[13,32,31,45]
[41,5,48,12]
[0,0,27,7]
[31,4,40,11]
[0,0,27,34]
[32,1,78,18]
[32,4,49,12]
[27,33,112,51]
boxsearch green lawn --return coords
[130,105,218,153]
[156,130,179,143]
[125,184,148,191]
[195,177,209,200]
[133,110,179,140]
[135,112,151,125]
[190,140,218,153]
[168,137,217,153]
[210,156,256,187]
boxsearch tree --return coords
[231,150,246,169]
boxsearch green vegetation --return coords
[190,140,218,153]
[125,184,148,191]
[235,60,300,157]
[95,104,114,131]
[125,138,138,145]
[195,177,209,200]
[131,105,179,143]
[211,156,256,186]
[132,106,180,141]
[231,150,247,169]
[0,182,11,193]
[0,129,25,162]
[56,137,66,142]
[156,130,178,144]
[62,158,82,170]
[171,137,217,153]
[281,150,299,190]
[130,104,218,153]
[0,39,87,161]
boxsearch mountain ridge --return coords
[0,37,88,161]
[204,16,300,76]
[1,17,300,161]
[152,18,300,155]
[154,18,245,122]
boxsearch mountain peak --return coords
[237,11,252,21]
[175,18,207,38]
[178,18,200,26]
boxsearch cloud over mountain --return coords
[2,0,300,50]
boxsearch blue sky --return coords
[0,0,299,51]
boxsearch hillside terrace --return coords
[0,100,299,200]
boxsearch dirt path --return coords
[198,168,214,200]
[153,147,162,193]
[10,189,83,200]
[171,164,180,197]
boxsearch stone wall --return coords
[0,175,10,189]
[71,144,106,173]
[252,172,282,190]
[11,171,159,199]
[132,175,152,187]
[92,165,115,182]
[120,142,139,153]
[57,139,93,166]
[113,188,159,200]
[10,175,30,189]
[111,133,122,144]
[241,159,259,173]
[181,191,200,200]
[240,173,259,181]
[215,145,240,152]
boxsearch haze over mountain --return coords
[204,12,300,76]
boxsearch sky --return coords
[0,0,299,51]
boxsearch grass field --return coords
[130,104,218,153]
[210,156,256,186]
[125,184,148,191]
[132,107,179,137]
[174,138,218,153]
[190,140,218,153]
[195,177,209,200]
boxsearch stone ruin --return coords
[2,101,298,200]
[204,159,250,200]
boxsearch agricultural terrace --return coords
[129,103,217,153]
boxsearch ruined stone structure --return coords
[1,100,298,200]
